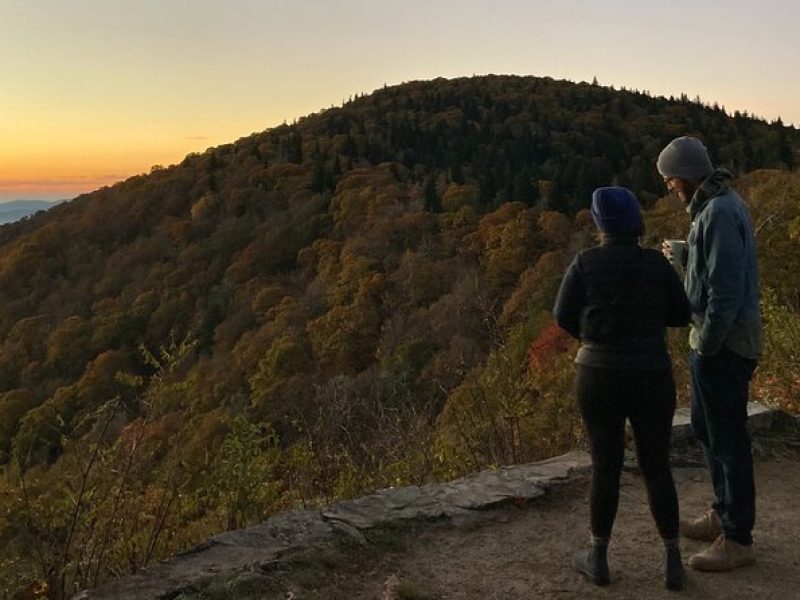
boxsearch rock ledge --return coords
[77,402,793,599]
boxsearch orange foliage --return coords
[574,208,594,230]
[329,167,404,233]
[528,322,573,372]
[441,183,479,212]
[469,203,539,289]
[500,251,571,327]
[538,210,572,247]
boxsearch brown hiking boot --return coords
[680,509,722,542]
[688,535,755,571]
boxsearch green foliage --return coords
[306,288,382,374]
[388,251,452,309]
[45,316,92,377]
[0,388,35,462]
[740,170,800,305]
[434,313,581,478]
[286,368,440,502]
[12,393,68,467]
[754,287,800,413]
[249,330,312,414]
[0,340,198,598]
[381,338,437,383]
[203,416,282,531]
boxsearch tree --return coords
[0,389,36,462]
[424,175,441,212]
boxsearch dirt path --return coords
[339,455,800,599]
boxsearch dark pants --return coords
[576,365,679,540]
[690,350,757,546]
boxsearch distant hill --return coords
[0,199,62,225]
[0,75,799,597]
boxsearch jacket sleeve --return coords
[661,255,691,327]
[698,206,746,355]
[553,255,584,339]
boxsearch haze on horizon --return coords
[2,0,799,202]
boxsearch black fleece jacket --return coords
[554,236,691,370]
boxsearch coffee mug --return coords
[664,239,687,267]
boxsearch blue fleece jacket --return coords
[685,169,762,358]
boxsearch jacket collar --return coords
[688,168,733,219]
[599,234,640,246]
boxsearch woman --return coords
[553,186,690,591]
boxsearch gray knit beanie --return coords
[656,136,714,179]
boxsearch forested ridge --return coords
[1,75,799,597]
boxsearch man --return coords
[657,136,762,571]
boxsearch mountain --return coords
[0,75,799,596]
[0,199,62,225]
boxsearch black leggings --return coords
[576,365,679,540]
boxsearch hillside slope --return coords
[1,75,799,597]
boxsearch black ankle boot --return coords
[572,543,610,586]
[664,544,685,591]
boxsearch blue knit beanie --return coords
[591,187,643,236]
[656,136,714,179]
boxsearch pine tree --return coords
[424,175,442,213]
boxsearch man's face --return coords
[663,176,695,203]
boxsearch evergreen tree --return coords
[424,175,442,213]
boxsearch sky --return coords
[2,0,799,202]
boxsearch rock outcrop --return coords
[76,401,796,599]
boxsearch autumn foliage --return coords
[0,76,799,597]
[528,323,574,372]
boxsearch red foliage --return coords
[528,323,573,372]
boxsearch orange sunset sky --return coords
[2,0,799,202]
